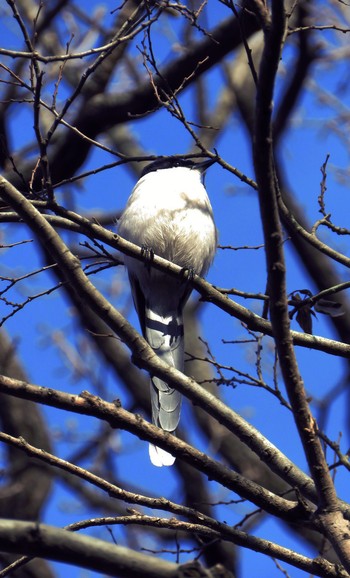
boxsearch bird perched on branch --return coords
[118,157,217,466]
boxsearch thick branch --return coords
[0,519,178,578]
[253,0,350,570]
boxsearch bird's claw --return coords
[141,245,155,270]
[180,267,196,283]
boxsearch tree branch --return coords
[253,0,350,570]
[0,519,179,578]
[1,204,349,357]
[0,374,311,521]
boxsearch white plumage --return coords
[118,158,217,466]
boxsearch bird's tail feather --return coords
[145,307,183,467]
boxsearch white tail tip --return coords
[149,444,176,467]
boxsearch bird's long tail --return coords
[144,307,183,467]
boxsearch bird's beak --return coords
[196,158,216,172]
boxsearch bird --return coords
[118,156,217,466]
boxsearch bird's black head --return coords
[141,156,215,178]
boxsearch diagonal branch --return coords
[1,206,349,357]
[0,375,306,521]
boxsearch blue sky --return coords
[1,2,350,577]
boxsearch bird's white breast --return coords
[118,166,217,275]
